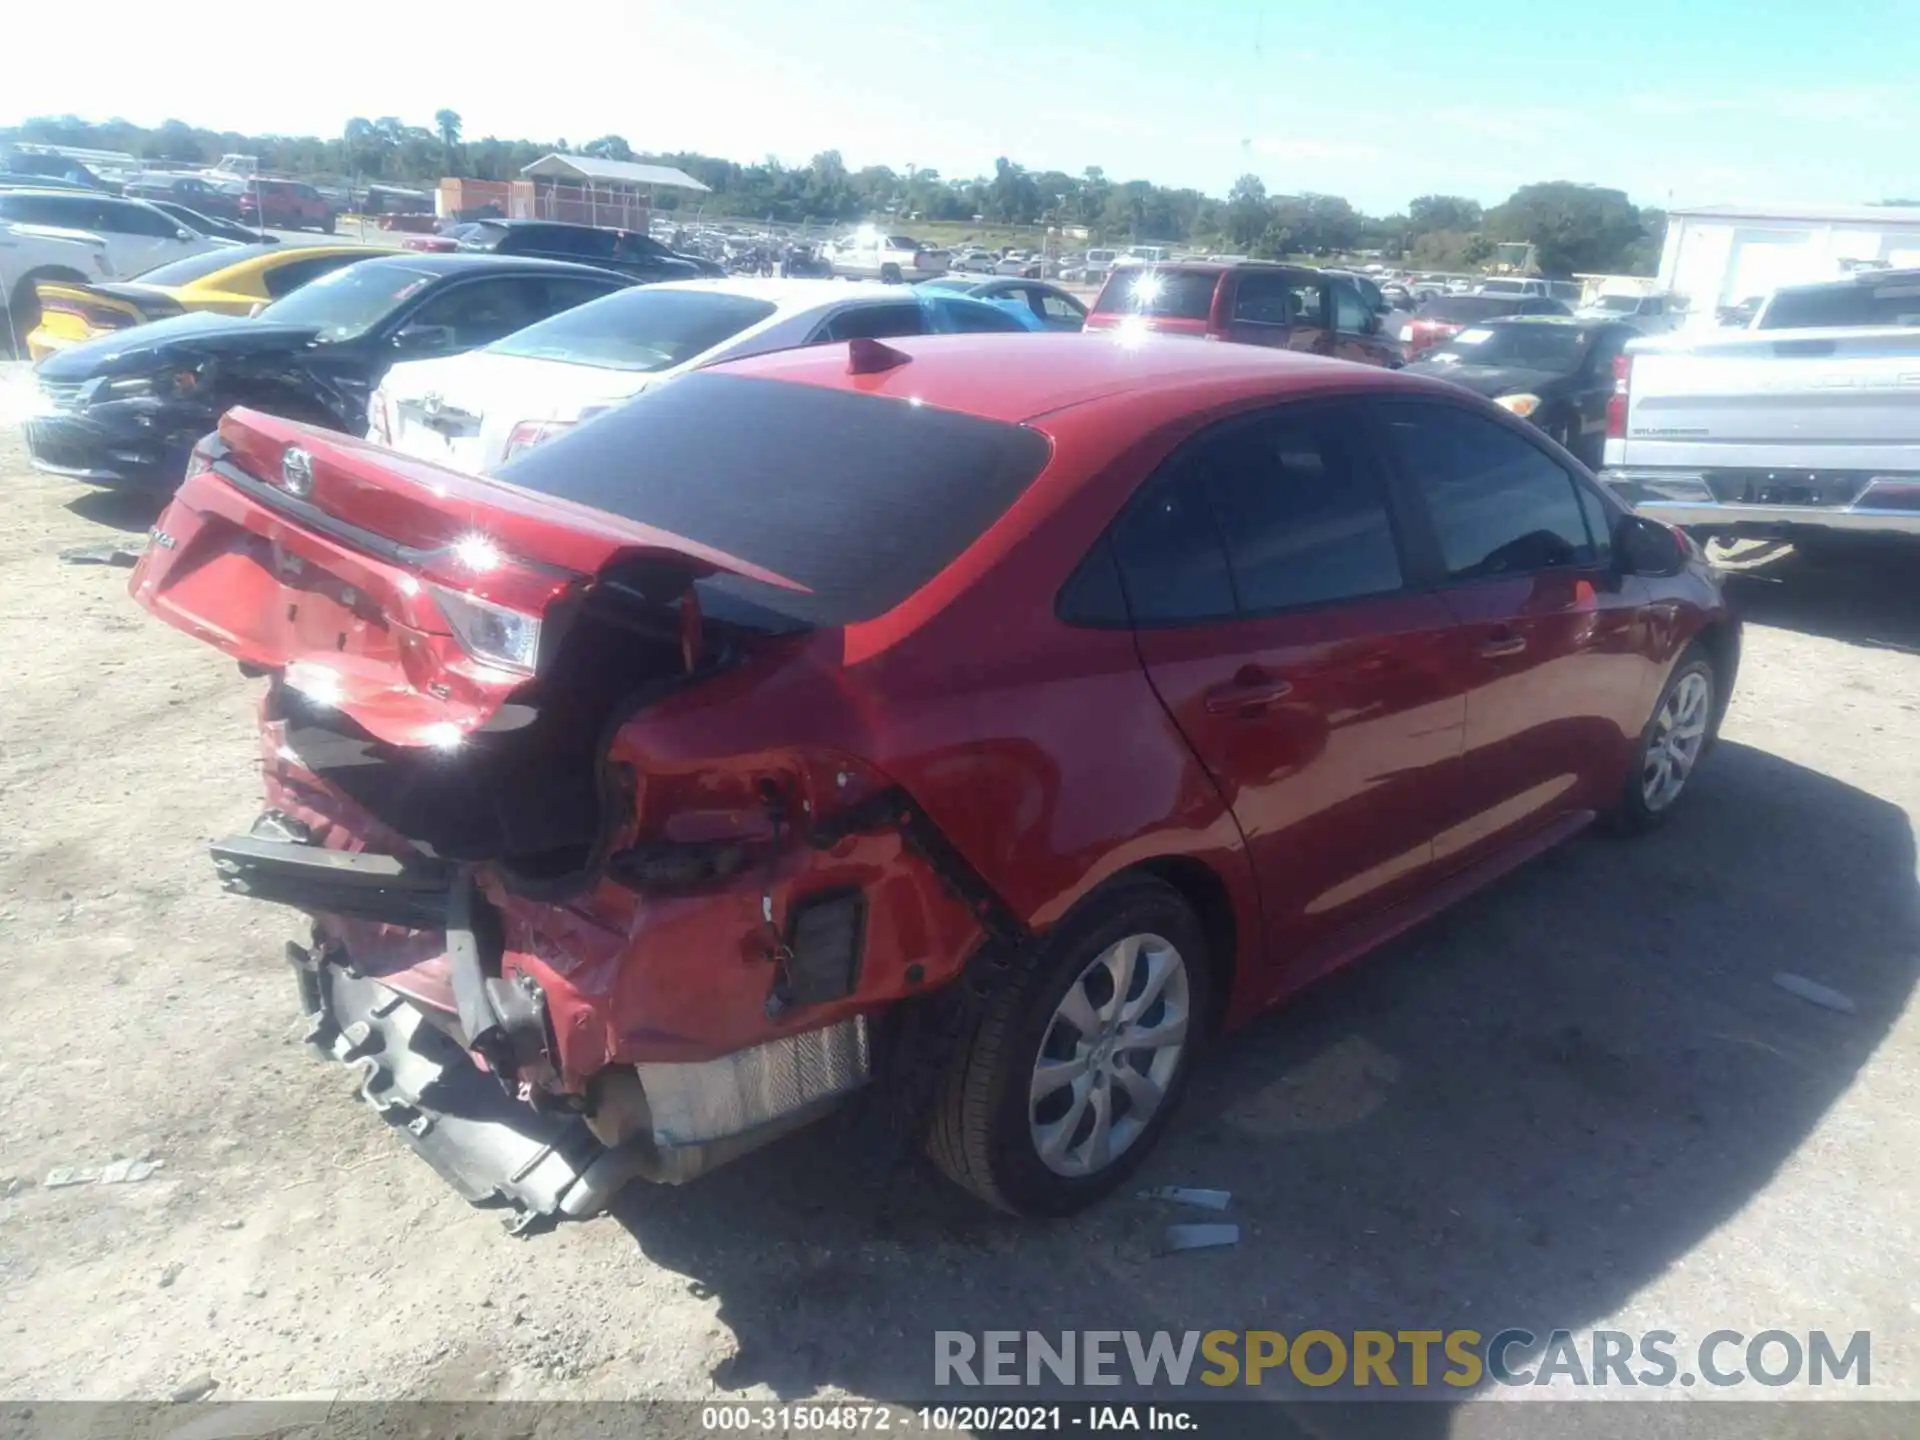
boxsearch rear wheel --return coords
[880,262,903,284]
[319,213,337,235]
[927,876,1210,1216]
[1604,645,1717,833]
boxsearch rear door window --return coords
[1093,267,1218,319]
[1331,280,1370,334]
[1231,271,1294,325]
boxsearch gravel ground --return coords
[0,390,1917,1430]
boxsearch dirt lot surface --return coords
[1,379,1918,1429]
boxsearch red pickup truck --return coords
[236,180,337,233]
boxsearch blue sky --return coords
[9,0,1917,213]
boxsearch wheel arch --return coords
[1091,854,1243,1038]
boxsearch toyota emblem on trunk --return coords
[280,446,315,498]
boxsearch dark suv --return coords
[454,220,724,282]
[1084,261,1403,367]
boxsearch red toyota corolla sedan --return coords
[131,333,1737,1222]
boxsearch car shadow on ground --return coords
[63,487,165,533]
[1720,544,1920,654]
[607,741,1917,1434]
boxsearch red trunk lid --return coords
[132,408,806,749]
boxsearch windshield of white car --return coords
[1429,324,1589,371]
[486,288,778,371]
[255,261,438,341]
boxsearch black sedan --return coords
[25,254,631,490]
[1401,315,1638,467]
[452,219,725,282]
[913,275,1088,331]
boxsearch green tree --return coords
[1225,173,1271,249]
[434,109,462,176]
[1486,182,1644,275]
[583,134,634,163]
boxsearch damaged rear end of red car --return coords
[132,375,1047,1227]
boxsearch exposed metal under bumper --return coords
[1601,469,1920,536]
[290,946,871,1230]
[1625,500,1920,535]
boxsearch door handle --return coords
[1204,670,1294,716]
[1478,630,1528,659]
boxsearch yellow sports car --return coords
[26,242,400,359]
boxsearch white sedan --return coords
[368,277,1041,471]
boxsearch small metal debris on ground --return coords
[45,1158,163,1188]
[1138,1185,1231,1211]
[169,1373,219,1404]
[1161,1223,1240,1255]
[58,541,146,568]
[1774,973,1858,1015]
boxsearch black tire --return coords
[1603,644,1718,835]
[880,263,903,284]
[927,875,1212,1216]
[319,213,337,235]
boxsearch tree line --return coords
[4,113,1667,275]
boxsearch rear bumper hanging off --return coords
[289,941,872,1228]
[231,828,875,1226]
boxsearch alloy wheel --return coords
[1029,932,1191,1177]
[1643,670,1712,812]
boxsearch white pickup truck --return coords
[1599,268,1920,542]
[826,232,951,283]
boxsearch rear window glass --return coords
[134,244,274,286]
[1418,295,1521,322]
[1093,268,1218,320]
[488,288,776,371]
[495,373,1052,627]
[1758,280,1920,330]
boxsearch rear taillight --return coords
[429,585,543,675]
[1606,353,1632,439]
[502,419,575,461]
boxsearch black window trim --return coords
[1056,393,1420,630]
[1361,394,1618,592]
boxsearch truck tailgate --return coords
[1621,327,1920,473]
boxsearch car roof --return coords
[356,251,630,280]
[1473,314,1612,329]
[1773,266,1920,295]
[642,276,901,307]
[704,331,1429,425]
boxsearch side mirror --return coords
[176,227,196,241]
[392,323,457,355]
[1364,311,1384,335]
[1614,513,1689,576]
[247,301,268,318]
